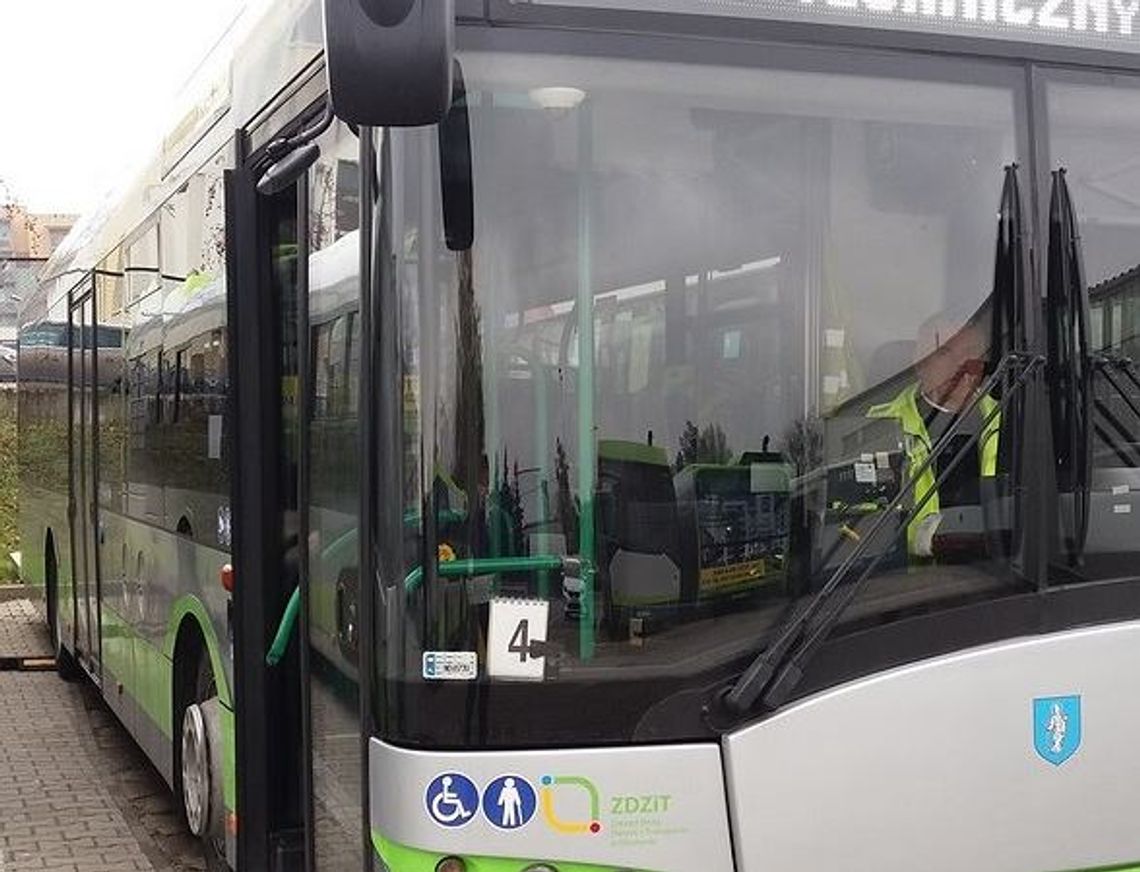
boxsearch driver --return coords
[867,312,1000,558]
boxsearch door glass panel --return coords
[83,296,98,666]
[1047,74,1140,579]
[69,288,98,665]
[69,298,87,657]
[306,118,363,871]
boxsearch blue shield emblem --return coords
[1033,695,1081,766]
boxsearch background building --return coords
[0,206,74,383]
[0,204,75,258]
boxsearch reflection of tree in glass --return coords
[554,438,579,547]
[491,449,526,557]
[453,249,485,550]
[673,420,732,471]
[309,162,338,252]
[783,416,823,476]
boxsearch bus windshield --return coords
[377,40,1140,748]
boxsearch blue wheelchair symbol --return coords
[482,774,536,830]
[425,773,479,828]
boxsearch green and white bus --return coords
[18,0,1140,869]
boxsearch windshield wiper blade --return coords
[719,351,1042,717]
[761,359,1043,710]
[1047,168,1093,562]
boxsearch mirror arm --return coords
[260,102,335,170]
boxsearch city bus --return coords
[16,0,1140,869]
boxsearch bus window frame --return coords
[361,21,1140,742]
[482,0,1140,72]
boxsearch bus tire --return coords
[175,641,228,871]
[45,536,79,682]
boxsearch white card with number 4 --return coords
[487,598,549,681]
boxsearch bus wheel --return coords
[45,538,79,681]
[178,653,227,871]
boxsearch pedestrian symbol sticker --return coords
[482,774,537,830]
[425,773,479,828]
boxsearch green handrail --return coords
[267,554,571,666]
[404,554,567,593]
[266,585,301,666]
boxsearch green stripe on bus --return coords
[370,837,1140,872]
[220,701,235,813]
[101,605,173,738]
[372,832,655,872]
[103,598,235,814]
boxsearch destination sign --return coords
[522,0,1140,52]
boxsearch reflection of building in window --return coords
[1090,265,1140,358]
[311,157,361,250]
[312,314,359,420]
[0,206,75,258]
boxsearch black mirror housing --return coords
[257,142,323,196]
[439,63,473,252]
[324,0,454,127]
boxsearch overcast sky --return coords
[1,0,246,215]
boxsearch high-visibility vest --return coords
[867,383,1000,554]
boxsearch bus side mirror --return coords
[439,63,473,252]
[323,0,454,127]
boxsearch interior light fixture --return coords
[529,86,587,111]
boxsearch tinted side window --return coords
[159,147,231,542]
[1047,73,1140,580]
[125,336,164,525]
[95,261,126,513]
[126,224,159,304]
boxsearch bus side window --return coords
[173,349,184,423]
[153,349,164,426]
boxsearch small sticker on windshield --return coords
[423,651,478,681]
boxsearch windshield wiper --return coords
[1046,168,1093,563]
[719,351,1043,717]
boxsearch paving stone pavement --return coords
[0,602,208,871]
[0,599,52,659]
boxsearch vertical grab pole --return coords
[535,357,552,597]
[576,100,596,660]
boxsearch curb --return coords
[0,585,32,602]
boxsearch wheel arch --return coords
[166,595,232,710]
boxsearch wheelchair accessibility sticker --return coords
[1033,695,1082,766]
[425,773,479,828]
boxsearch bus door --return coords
[68,283,101,673]
[230,102,368,872]
[297,119,368,872]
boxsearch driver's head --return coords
[915,312,987,410]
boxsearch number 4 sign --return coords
[487,598,550,681]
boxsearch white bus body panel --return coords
[723,621,1140,872]
[369,738,734,871]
